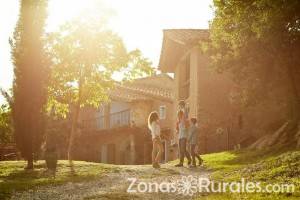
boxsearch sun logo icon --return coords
[176,175,198,196]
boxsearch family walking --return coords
[148,100,203,169]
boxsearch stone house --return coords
[159,29,241,153]
[74,74,177,164]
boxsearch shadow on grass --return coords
[0,168,76,199]
[0,160,116,199]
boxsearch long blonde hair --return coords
[148,111,159,129]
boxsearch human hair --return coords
[148,111,159,129]
[177,110,184,120]
[191,118,197,124]
[178,100,185,107]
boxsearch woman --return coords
[148,111,163,168]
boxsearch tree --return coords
[0,89,13,144]
[0,88,13,107]
[208,0,300,139]
[0,104,13,144]
[47,17,153,165]
[10,0,49,169]
[122,49,155,81]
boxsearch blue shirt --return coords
[178,120,188,139]
[188,124,199,144]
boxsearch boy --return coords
[188,118,203,167]
[178,100,189,120]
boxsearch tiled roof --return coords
[163,29,209,45]
[159,29,209,73]
[110,74,174,103]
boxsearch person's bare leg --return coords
[183,139,191,165]
[152,141,157,166]
[191,144,196,166]
[175,139,184,167]
[155,141,163,164]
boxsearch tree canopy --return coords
[208,0,300,120]
[0,104,12,144]
[47,19,128,116]
[10,0,49,168]
[46,15,154,162]
[47,18,154,117]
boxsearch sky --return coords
[0,0,213,104]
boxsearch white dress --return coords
[149,122,161,140]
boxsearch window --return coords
[159,105,166,120]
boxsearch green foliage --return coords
[46,14,154,161]
[208,0,300,111]
[0,88,13,107]
[0,104,13,144]
[10,0,49,162]
[46,18,128,116]
[201,148,300,199]
[46,16,153,117]
[123,49,155,81]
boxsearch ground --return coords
[1,148,299,200]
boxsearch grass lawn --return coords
[0,160,120,200]
[0,148,299,200]
[197,148,300,200]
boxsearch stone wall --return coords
[173,47,240,153]
[130,100,153,127]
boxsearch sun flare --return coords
[47,0,107,31]
[0,0,212,103]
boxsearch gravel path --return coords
[11,164,210,200]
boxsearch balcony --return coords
[110,109,131,128]
[83,109,131,130]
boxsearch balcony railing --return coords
[110,109,131,128]
[83,109,131,130]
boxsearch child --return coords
[148,111,163,168]
[178,100,189,120]
[175,110,192,167]
[188,118,203,167]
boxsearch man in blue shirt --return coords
[175,110,191,167]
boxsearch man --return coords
[175,110,192,167]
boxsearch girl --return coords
[148,111,163,168]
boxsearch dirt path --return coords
[11,164,210,200]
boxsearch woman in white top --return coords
[148,111,163,168]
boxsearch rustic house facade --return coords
[74,74,177,164]
[159,29,242,153]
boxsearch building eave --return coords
[158,29,209,73]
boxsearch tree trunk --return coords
[25,155,34,169]
[67,75,83,166]
[67,102,80,165]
